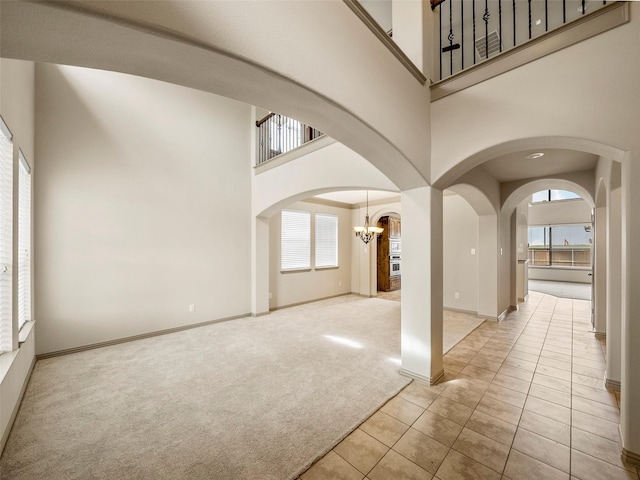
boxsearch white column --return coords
[621,152,640,465]
[400,186,444,384]
[478,214,499,319]
[594,205,607,336]
[606,184,621,390]
[251,215,270,316]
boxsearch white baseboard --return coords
[400,368,445,386]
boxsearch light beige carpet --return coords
[1,295,411,480]
[1,294,484,480]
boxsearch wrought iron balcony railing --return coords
[436,0,610,80]
[255,113,324,166]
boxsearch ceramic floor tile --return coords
[334,428,388,475]
[301,451,365,480]
[367,449,433,480]
[427,396,474,426]
[443,357,468,373]
[570,449,638,480]
[517,410,570,446]
[435,449,501,480]
[572,396,620,423]
[392,428,450,475]
[473,351,509,365]
[412,410,463,447]
[539,350,572,363]
[572,356,606,370]
[502,356,538,373]
[573,373,607,391]
[440,383,483,409]
[571,428,636,472]
[468,355,503,373]
[523,396,570,425]
[503,450,569,480]
[483,383,527,409]
[532,372,571,394]
[452,375,492,394]
[398,382,440,409]
[506,350,539,364]
[360,411,410,448]
[452,427,510,473]
[527,383,571,408]
[497,365,534,382]
[535,364,572,382]
[572,364,606,380]
[511,428,570,473]
[460,364,497,383]
[380,395,425,426]
[537,356,572,372]
[465,410,517,446]
[571,383,618,407]
[490,374,531,394]
[476,396,523,426]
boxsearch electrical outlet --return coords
[188,304,195,312]
[471,248,476,255]
[454,292,460,299]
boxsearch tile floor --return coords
[299,291,639,480]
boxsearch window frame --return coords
[527,223,592,269]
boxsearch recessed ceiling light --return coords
[525,152,545,159]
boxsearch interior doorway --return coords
[376,215,401,300]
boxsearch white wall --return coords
[0,59,36,454]
[269,201,352,309]
[34,64,252,355]
[443,194,479,313]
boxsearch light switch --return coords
[471,248,476,255]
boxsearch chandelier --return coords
[353,191,383,244]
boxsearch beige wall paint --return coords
[443,194,479,313]
[528,198,592,226]
[34,64,252,355]
[269,201,352,309]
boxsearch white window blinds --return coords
[281,210,310,270]
[315,213,338,268]
[18,152,31,331]
[0,118,13,353]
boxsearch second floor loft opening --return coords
[256,112,324,166]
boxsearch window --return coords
[531,189,581,203]
[281,210,310,270]
[0,117,13,353]
[528,224,592,267]
[315,213,338,268]
[18,152,31,331]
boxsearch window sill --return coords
[529,265,591,270]
[315,266,339,271]
[280,268,312,274]
[19,320,35,344]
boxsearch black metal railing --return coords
[436,0,609,80]
[256,113,324,166]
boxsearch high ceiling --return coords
[313,148,597,206]
[481,148,599,183]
